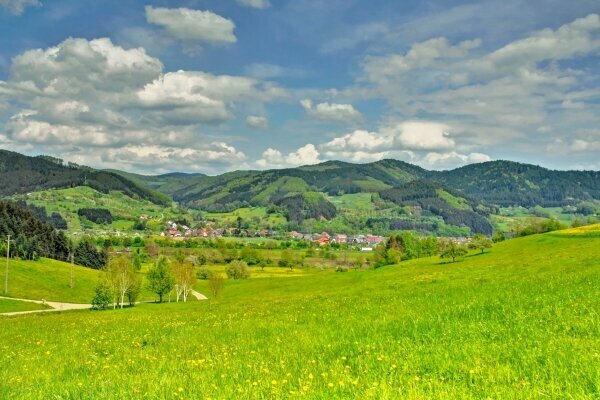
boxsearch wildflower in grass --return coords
[327,383,334,388]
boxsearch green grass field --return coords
[0,226,598,398]
[0,298,51,313]
[1,258,102,303]
[1,258,166,305]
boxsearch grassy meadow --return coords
[0,227,598,399]
[0,298,51,313]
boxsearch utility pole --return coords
[5,235,11,295]
[70,252,75,289]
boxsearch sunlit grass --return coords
[0,226,598,398]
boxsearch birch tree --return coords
[106,255,138,309]
[173,261,196,302]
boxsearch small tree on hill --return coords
[469,234,493,254]
[225,260,250,279]
[278,250,292,268]
[208,273,224,299]
[106,255,139,309]
[91,280,113,310]
[439,240,468,263]
[147,256,174,303]
[173,261,196,302]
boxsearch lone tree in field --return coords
[439,240,468,263]
[147,256,174,303]
[469,234,493,254]
[208,273,224,299]
[225,260,250,280]
[106,255,139,309]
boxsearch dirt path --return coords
[0,296,91,316]
[1,290,208,316]
[190,290,208,300]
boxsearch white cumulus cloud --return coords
[246,116,269,129]
[422,152,491,169]
[0,37,283,174]
[145,6,236,44]
[257,144,321,168]
[300,99,362,124]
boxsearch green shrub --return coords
[197,267,214,280]
[225,260,250,280]
[91,281,113,310]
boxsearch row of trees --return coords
[372,233,493,267]
[92,254,197,310]
[0,200,70,261]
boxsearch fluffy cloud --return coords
[236,0,271,10]
[246,116,269,129]
[422,152,491,170]
[474,14,600,80]
[0,0,39,15]
[0,37,282,173]
[257,144,321,168]
[102,143,246,173]
[261,120,486,169]
[355,13,600,162]
[300,99,362,124]
[321,121,455,157]
[145,6,236,44]
[363,37,481,84]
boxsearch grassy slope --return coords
[0,227,598,399]
[11,186,185,233]
[2,258,102,303]
[3,258,169,304]
[0,298,51,313]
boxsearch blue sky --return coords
[0,0,598,174]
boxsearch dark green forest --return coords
[0,150,170,206]
[0,200,70,261]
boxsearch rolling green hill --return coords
[1,257,102,303]
[10,186,192,234]
[0,226,598,398]
[113,159,599,211]
[2,150,599,235]
[434,160,600,207]
[0,149,170,206]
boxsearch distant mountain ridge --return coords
[0,150,170,206]
[127,158,599,210]
[2,149,599,235]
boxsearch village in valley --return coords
[161,218,473,250]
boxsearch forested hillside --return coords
[0,200,70,261]
[127,158,599,213]
[2,149,599,236]
[0,150,170,205]
[434,161,600,207]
